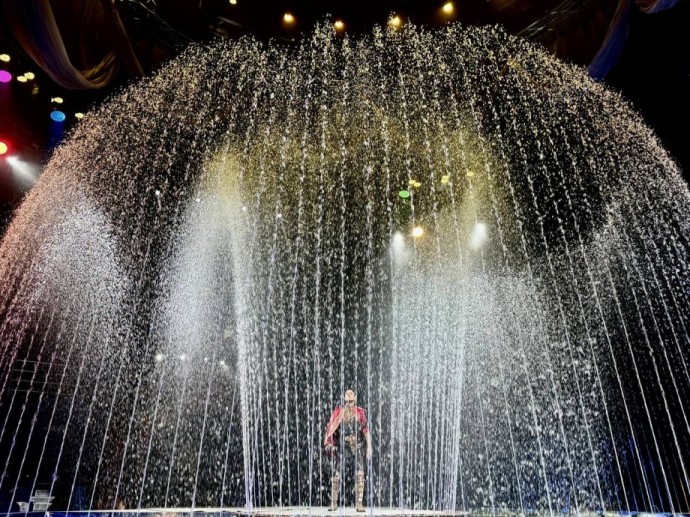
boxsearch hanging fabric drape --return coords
[588,0,683,79]
[4,0,143,90]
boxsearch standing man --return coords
[324,389,372,512]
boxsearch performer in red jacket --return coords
[324,389,372,512]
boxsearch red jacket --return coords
[324,406,369,447]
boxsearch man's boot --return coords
[328,473,340,511]
[355,471,365,512]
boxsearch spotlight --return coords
[0,141,8,155]
[229,0,237,4]
[0,70,11,83]
[442,2,454,15]
[388,15,403,29]
[16,75,27,83]
[283,12,295,24]
[51,97,64,104]
[179,353,188,361]
[470,222,488,250]
[0,54,10,62]
[23,72,35,80]
[75,112,84,119]
[50,110,66,122]
[441,175,450,184]
[334,20,345,31]
[391,231,406,255]
[155,353,164,362]
[411,226,424,238]
[466,170,475,177]
[6,156,39,186]
[398,190,410,199]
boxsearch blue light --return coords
[50,110,66,122]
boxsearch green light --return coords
[398,190,410,199]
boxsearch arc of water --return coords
[46,318,98,502]
[446,34,557,515]
[9,308,89,517]
[1,304,77,499]
[190,351,219,510]
[65,334,112,512]
[0,305,46,471]
[609,205,690,501]
[431,46,527,513]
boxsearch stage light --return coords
[283,12,295,24]
[442,2,454,14]
[51,96,64,104]
[441,175,450,184]
[31,85,39,95]
[179,353,187,361]
[0,54,10,62]
[16,75,27,83]
[334,20,345,31]
[50,110,66,122]
[229,0,237,4]
[466,170,475,177]
[411,226,424,238]
[399,190,410,199]
[6,156,39,186]
[155,353,164,362]
[470,222,488,249]
[75,112,84,119]
[391,231,406,254]
[24,72,35,80]
[0,70,13,82]
[0,142,8,155]
[388,15,403,29]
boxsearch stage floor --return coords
[42,508,469,517]
[120,508,467,517]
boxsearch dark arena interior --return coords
[0,2,689,517]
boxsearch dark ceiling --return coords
[0,0,688,232]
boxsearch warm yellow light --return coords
[24,72,35,80]
[413,181,422,188]
[0,54,9,62]
[283,12,295,24]
[229,0,237,4]
[442,2,454,14]
[441,175,450,184]
[17,75,27,83]
[466,170,475,177]
[51,97,64,104]
[75,112,85,119]
[388,15,402,29]
[411,226,424,238]
[334,19,345,31]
